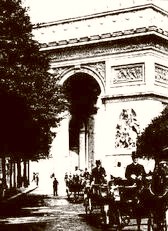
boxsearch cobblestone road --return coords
[0,187,151,231]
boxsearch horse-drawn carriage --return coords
[111,179,168,230]
[84,168,168,230]
[65,173,87,202]
[84,183,113,225]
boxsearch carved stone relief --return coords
[82,62,105,81]
[51,66,72,82]
[49,39,168,63]
[50,62,105,85]
[155,64,168,86]
[115,109,140,149]
[111,64,144,85]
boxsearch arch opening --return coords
[63,72,101,170]
[63,72,101,117]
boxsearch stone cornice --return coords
[39,26,168,51]
[102,92,168,104]
[46,34,168,63]
[33,3,168,29]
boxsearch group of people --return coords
[90,155,146,186]
[90,153,168,198]
[54,153,168,197]
[32,172,39,186]
[64,154,147,190]
[64,166,91,189]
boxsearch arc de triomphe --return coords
[32,1,168,183]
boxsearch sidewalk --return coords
[2,183,38,203]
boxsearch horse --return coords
[137,161,168,231]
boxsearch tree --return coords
[136,106,168,160]
[0,0,68,160]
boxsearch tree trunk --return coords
[2,156,6,188]
[9,159,12,188]
[17,159,22,187]
[13,161,16,188]
[27,161,30,186]
[23,160,28,187]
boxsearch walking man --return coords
[35,174,39,186]
[53,177,58,196]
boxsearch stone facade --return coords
[31,1,168,186]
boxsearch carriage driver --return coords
[125,152,146,185]
[91,160,106,185]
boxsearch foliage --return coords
[0,0,68,160]
[136,106,168,160]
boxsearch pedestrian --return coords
[32,172,36,182]
[35,173,39,186]
[53,177,58,196]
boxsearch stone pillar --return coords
[85,128,89,168]
[87,115,95,171]
[51,114,70,196]
[93,104,107,164]
[79,127,86,170]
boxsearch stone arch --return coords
[61,69,102,171]
[59,66,105,95]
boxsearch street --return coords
[0,187,103,231]
[0,187,151,231]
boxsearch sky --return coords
[22,0,168,24]
[22,0,111,24]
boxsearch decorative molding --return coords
[155,63,168,86]
[39,25,168,52]
[111,63,144,86]
[49,36,168,63]
[51,66,71,81]
[83,62,105,81]
[102,92,168,104]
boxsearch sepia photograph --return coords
[0,0,168,230]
